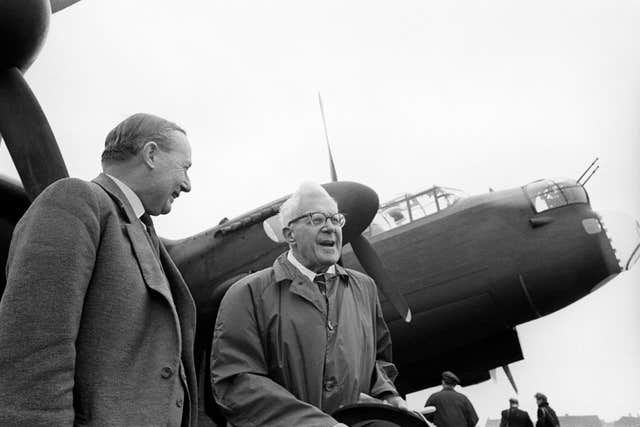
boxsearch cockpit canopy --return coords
[523,178,589,214]
[365,186,467,237]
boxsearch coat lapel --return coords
[160,244,197,348]
[273,254,326,314]
[92,174,175,304]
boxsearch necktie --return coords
[314,274,328,296]
[314,273,337,331]
[140,213,161,259]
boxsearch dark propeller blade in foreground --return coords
[351,235,412,322]
[0,0,69,200]
[0,69,68,199]
[318,94,411,322]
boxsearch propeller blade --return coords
[316,99,409,321]
[50,0,82,13]
[0,68,68,200]
[350,234,412,322]
[318,93,338,182]
[502,365,518,394]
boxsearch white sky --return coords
[1,0,639,423]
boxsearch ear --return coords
[141,141,159,168]
[282,227,296,244]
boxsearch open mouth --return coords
[171,191,180,199]
[318,239,336,248]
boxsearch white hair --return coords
[279,181,337,228]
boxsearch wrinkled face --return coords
[148,130,192,215]
[287,195,342,272]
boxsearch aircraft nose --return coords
[597,210,640,271]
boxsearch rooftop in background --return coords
[486,414,640,427]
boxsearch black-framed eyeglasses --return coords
[287,212,346,228]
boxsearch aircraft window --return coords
[435,187,466,211]
[365,212,392,237]
[415,193,438,217]
[384,202,410,226]
[364,186,467,237]
[525,179,588,213]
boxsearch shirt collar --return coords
[106,174,145,218]
[287,250,335,282]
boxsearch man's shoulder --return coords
[427,389,447,400]
[225,266,277,298]
[35,177,108,205]
[439,388,470,402]
[341,267,378,294]
[342,267,374,283]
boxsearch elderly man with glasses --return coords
[210,182,406,427]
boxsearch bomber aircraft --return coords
[1,1,639,425]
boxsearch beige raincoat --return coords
[211,253,399,427]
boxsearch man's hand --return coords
[383,394,408,410]
[358,392,409,411]
[358,392,381,404]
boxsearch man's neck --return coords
[287,251,335,282]
[105,173,146,218]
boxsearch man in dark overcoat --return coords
[0,113,197,426]
[534,393,560,427]
[500,397,534,427]
[425,371,479,427]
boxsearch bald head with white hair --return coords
[279,182,343,273]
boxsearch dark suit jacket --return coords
[500,408,534,427]
[0,174,197,426]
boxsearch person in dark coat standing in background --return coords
[0,113,197,426]
[534,393,560,427]
[425,371,479,427]
[500,397,533,427]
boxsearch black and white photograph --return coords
[1,1,639,426]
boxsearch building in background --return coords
[557,415,602,427]
[613,415,640,427]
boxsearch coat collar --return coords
[92,173,140,224]
[105,174,145,218]
[272,252,350,314]
[273,252,349,284]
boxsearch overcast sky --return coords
[1,0,639,423]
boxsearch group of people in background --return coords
[499,393,560,427]
[423,370,560,427]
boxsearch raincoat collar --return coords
[274,252,349,284]
[273,253,349,314]
[286,251,337,282]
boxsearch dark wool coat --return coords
[536,403,560,427]
[0,174,197,426]
[500,408,534,427]
[425,388,479,427]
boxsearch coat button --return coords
[176,398,183,408]
[161,366,174,379]
[324,378,336,391]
